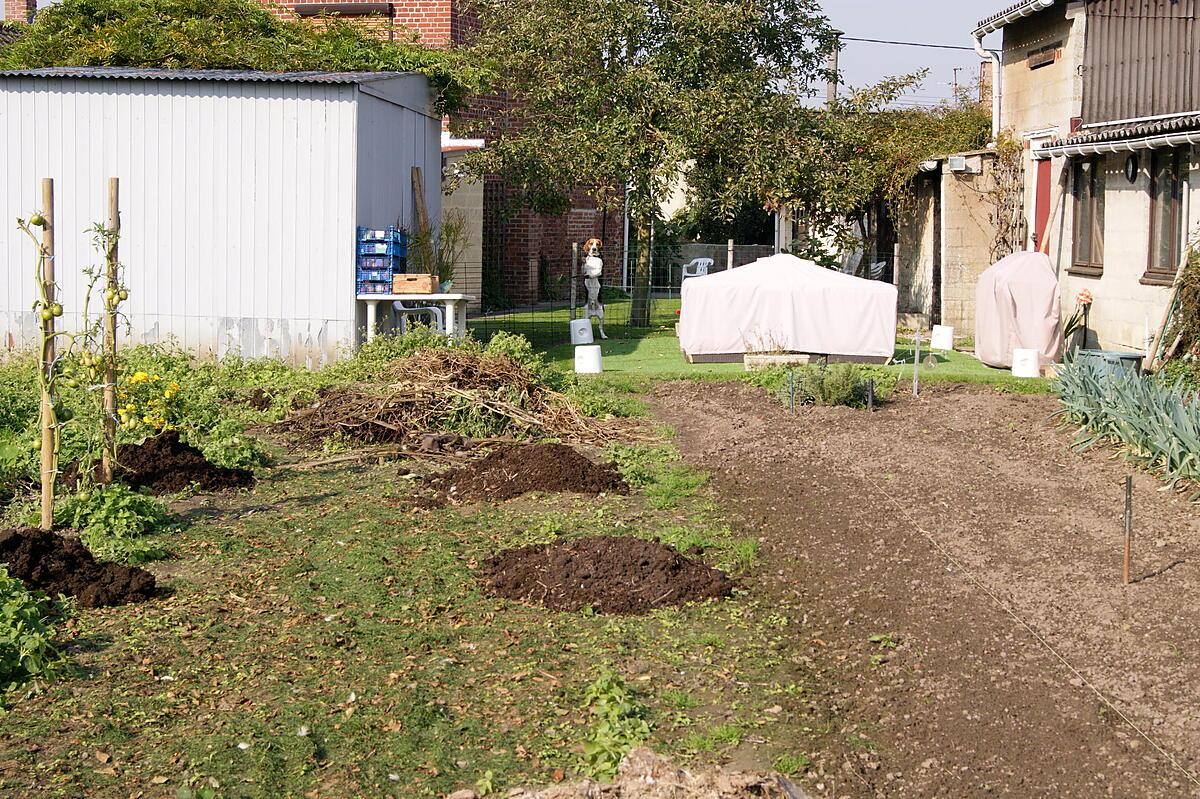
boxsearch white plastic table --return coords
[357,293,474,342]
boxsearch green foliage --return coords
[0,567,66,693]
[483,330,567,391]
[565,380,647,419]
[771,753,812,776]
[1163,358,1200,391]
[580,669,650,779]
[1167,245,1200,357]
[54,484,171,563]
[330,327,475,382]
[0,0,473,112]
[1055,358,1200,497]
[607,444,707,509]
[748,363,898,409]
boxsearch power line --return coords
[842,36,982,53]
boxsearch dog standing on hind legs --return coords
[582,237,608,339]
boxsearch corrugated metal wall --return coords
[0,76,406,364]
[1082,0,1200,122]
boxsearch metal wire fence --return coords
[470,243,777,349]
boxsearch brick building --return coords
[259,0,615,308]
[3,0,34,23]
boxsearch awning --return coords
[1035,114,1200,159]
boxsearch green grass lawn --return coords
[472,299,1052,393]
[0,442,840,798]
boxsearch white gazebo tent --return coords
[974,251,1063,368]
[677,254,898,363]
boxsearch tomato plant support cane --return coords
[39,178,56,531]
[1123,476,1133,585]
[101,178,120,484]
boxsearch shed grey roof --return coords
[974,0,1060,35]
[1047,114,1200,148]
[0,66,414,84]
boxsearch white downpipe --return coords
[973,33,1002,140]
[1038,129,1200,159]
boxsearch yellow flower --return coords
[128,371,150,384]
[163,390,173,399]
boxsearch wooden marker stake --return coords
[1123,476,1133,585]
[39,178,56,532]
[101,177,120,484]
[912,331,921,397]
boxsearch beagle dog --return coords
[581,238,607,339]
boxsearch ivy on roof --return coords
[0,0,478,112]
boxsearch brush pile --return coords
[280,349,610,446]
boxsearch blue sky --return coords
[822,0,1008,106]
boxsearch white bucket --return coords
[574,344,603,374]
[569,318,594,345]
[1012,348,1040,378]
[931,324,955,351]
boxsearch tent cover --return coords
[974,251,1063,368]
[678,254,898,360]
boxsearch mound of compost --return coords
[0,528,157,608]
[114,431,254,494]
[480,535,734,614]
[429,443,628,503]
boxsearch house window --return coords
[1072,157,1105,274]
[1146,148,1186,283]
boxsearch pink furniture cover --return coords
[678,255,898,360]
[974,251,1063,368]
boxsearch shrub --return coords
[1056,358,1200,497]
[54,484,172,563]
[748,363,897,409]
[0,568,65,693]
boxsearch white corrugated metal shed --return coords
[0,67,442,364]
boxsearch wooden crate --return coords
[393,273,437,294]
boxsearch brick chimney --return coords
[4,0,37,23]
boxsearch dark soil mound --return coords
[429,443,628,503]
[115,431,254,494]
[0,528,157,608]
[481,535,734,614]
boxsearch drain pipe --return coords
[973,33,1002,141]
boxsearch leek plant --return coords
[1055,358,1200,498]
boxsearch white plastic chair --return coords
[868,261,887,280]
[681,258,713,280]
[393,301,445,334]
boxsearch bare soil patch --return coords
[653,381,1200,797]
[0,527,157,608]
[429,443,628,503]
[454,748,808,798]
[114,431,255,494]
[481,535,733,614]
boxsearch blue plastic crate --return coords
[356,279,393,296]
[356,267,391,282]
[357,253,403,272]
[357,241,407,257]
[357,225,403,243]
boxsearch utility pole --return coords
[952,67,962,97]
[826,30,843,108]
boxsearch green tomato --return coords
[50,303,63,318]
[40,308,53,322]
[29,213,46,228]
[118,289,129,301]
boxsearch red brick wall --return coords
[259,0,615,307]
[4,0,35,22]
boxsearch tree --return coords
[460,0,838,325]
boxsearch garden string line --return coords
[847,462,1200,791]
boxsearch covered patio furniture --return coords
[677,254,898,363]
[974,251,1063,369]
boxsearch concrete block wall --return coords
[896,177,936,327]
[940,154,1000,335]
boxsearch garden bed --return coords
[0,527,157,608]
[480,535,734,614]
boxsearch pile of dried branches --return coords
[280,349,613,446]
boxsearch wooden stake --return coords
[410,166,433,277]
[101,177,120,484]
[39,178,56,532]
[1123,476,1133,585]
[912,330,921,397]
